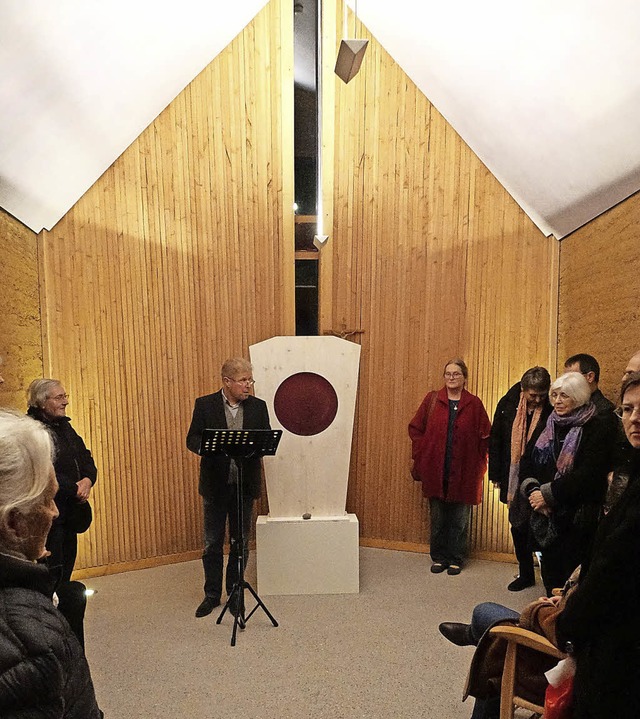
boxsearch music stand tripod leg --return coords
[243,580,279,626]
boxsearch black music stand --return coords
[200,428,282,646]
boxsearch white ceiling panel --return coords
[348,0,640,238]
[2,1,639,239]
[0,0,268,232]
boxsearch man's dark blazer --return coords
[186,390,270,501]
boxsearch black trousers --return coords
[202,485,254,599]
[510,523,535,581]
[46,518,78,585]
[56,580,87,648]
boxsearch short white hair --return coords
[550,372,592,408]
[0,410,54,530]
[221,358,252,379]
[27,378,63,408]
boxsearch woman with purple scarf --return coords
[519,372,612,595]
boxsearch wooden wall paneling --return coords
[36,0,294,577]
[328,0,557,557]
[558,191,640,399]
[95,173,123,568]
[0,209,42,410]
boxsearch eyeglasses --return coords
[225,377,255,386]
[49,393,69,401]
[444,372,463,379]
[614,404,640,420]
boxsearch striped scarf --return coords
[507,393,543,503]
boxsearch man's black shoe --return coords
[195,596,220,618]
[438,622,474,647]
[507,576,535,592]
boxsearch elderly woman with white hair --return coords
[519,371,612,595]
[0,410,101,717]
[26,378,97,587]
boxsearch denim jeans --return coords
[202,487,254,599]
[429,497,471,565]
[470,602,520,643]
[469,603,520,719]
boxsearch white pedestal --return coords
[256,514,359,595]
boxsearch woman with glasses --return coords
[0,410,102,717]
[519,371,612,596]
[409,358,491,575]
[555,371,640,718]
[26,379,97,588]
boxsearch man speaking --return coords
[186,358,270,617]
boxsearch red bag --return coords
[544,675,574,719]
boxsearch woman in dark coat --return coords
[488,366,552,590]
[556,371,640,719]
[519,371,611,595]
[409,358,491,575]
[0,410,102,718]
[26,378,97,586]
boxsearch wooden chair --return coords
[488,625,566,719]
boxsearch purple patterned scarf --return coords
[533,402,596,479]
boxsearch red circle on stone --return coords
[274,372,339,436]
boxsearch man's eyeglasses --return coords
[225,377,255,386]
[614,404,640,420]
[49,393,69,401]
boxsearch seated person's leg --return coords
[470,602,520,643]
[470,696,500,719]
[439,602,519,646]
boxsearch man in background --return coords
[564,353,615,415]
[622,350,640,382]
[186,358,270,618]
[489,366,552,591]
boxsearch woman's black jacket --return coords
[0,553,102,718]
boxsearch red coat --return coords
[409,387,491,505]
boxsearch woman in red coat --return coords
[409,359,491,575]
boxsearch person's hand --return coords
[538,595,562,606]
[76,477,92,502]
[528,489,548,513]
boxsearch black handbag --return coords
[529,511,559,549]
[67,500,93,534]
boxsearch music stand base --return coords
[216,580,278,647]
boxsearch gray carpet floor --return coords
[84,548,542,719]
